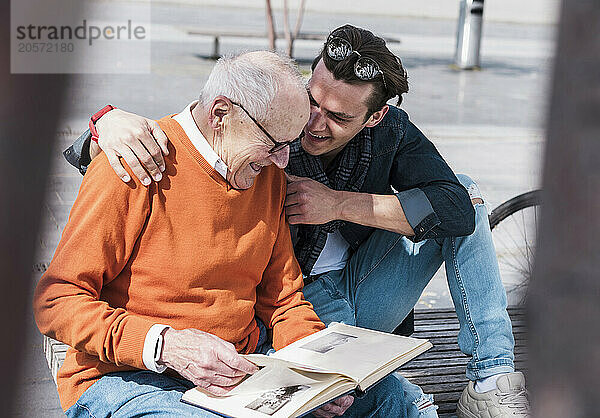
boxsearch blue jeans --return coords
[65,319,407,417]
[303,175,514,417]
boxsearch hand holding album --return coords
[182,323,432,418]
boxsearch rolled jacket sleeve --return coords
[395,187,441,241]
[63,129,92,175]
[391,121,475,241]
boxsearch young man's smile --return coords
[301,59,388,161]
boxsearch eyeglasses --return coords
[230,101,303,155]
[325,34,388,91]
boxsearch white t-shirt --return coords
[309,230,351,276]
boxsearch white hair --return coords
[199,51,305,122]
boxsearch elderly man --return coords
[34,51,406,417]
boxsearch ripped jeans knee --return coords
[456,173,485,204]
[394,373,439,417]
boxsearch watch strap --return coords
[142,324,169,373]
[89,104,116,143]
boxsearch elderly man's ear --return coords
[209,96,232,131]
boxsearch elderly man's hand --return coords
[94,108,169,186]
[285,174,343,225]
[158,328,258,396]
[313,395,355,417]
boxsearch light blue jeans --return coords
[65,319,408,417]
[303,175,514,417]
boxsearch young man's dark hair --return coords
[311,24,409,119]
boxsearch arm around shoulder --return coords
[66,107,170,185]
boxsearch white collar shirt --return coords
[173,101,229,179]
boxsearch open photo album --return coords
[181,322,432,417]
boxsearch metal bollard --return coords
[454,0,484,69]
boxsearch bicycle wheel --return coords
[488,190,541,303]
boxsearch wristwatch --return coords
[89,104,116,143]
[154,331,165,364]
[143,324,170,373]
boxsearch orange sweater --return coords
[33,116,324,411]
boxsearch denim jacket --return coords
[333,105,474,251]
[65,105,474,251]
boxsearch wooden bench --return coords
[184,27,401,59]
[43,334,68,385]
[43,307,526,417]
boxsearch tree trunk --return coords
[265,0,276,51]
[293,0,306,40]
[282,0,293,56]
[283,0,307,57]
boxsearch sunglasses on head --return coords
[325,34,388,91]
[230,101,304,154]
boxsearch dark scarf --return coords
[286,128,373,275]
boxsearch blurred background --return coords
[14,0,561,415]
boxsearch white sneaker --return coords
[457,372,531,417]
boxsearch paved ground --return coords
[153,0,560,25]
[16,3,553,415]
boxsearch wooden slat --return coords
[51,350,66,384]
[401,365,470,378]
[43,336,68,384]
[419,347,527,360]
[401,361,528,379]
[412,334,528,344]
[413,329,527,340]
[414,318,527,330]
[421,381,475,394]
[405,373,474,386]
[414,307,524,319]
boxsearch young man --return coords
[67,25,530,417]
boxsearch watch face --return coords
[154,333,163,362]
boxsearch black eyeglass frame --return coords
[325,34,388,91]
[230,101,303,154]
